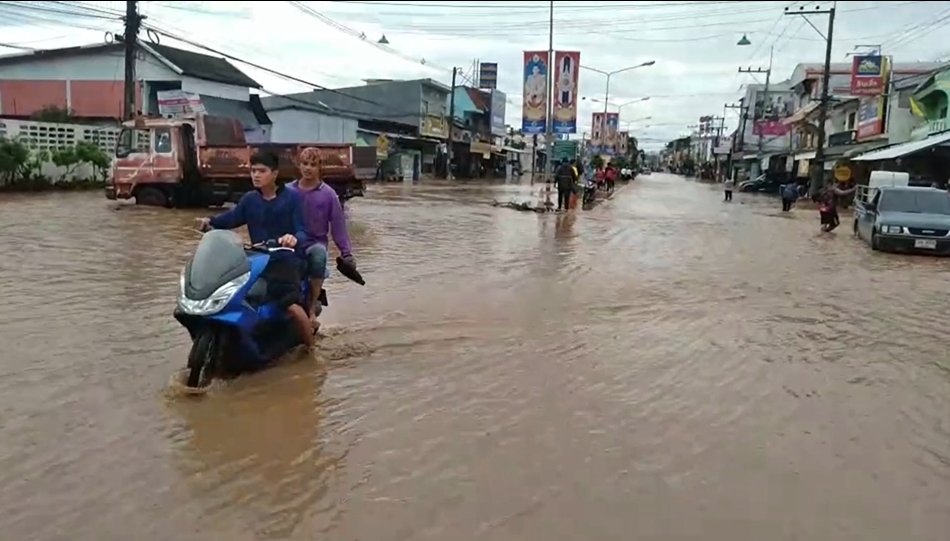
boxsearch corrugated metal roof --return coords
[852,130,950,161]
[0,42,259,88]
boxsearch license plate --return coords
[914,239,937,249]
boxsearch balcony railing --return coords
[910,119,948,141]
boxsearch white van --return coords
[856,171,910,205]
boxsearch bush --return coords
[0,137,109,190]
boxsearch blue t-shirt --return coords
[208,185,305,259]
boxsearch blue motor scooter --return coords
[174,229,362,388]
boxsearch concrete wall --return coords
[267,108,358,144]
[0,118,120,181]
[886,89,921,145]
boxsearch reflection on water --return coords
[1,176,949,540]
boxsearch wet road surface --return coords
[1,174,949,540]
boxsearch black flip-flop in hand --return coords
[336,256,365,285]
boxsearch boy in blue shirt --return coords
[196,151,314,348]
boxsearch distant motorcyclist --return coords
[196,151,314,348]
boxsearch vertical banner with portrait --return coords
[552,51,580,134]
[521,51,549,134]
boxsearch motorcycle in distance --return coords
[174,229,365,389]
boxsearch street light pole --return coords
[542,0,554,184]
[581,62,655,156]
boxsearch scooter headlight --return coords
[178,271,250,316]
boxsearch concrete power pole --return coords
[738,46,773,159]
[724,102,745,180]
[786,4,837,198]
[446,67,457,180]
[122,0,142,120]
[542,0,554,184]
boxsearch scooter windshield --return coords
[185,230,251,300]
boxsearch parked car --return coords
[853,185,950,255]
[738,173,784,193]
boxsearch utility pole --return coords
[542,0,554,184]
[715,112,726,180]
[122,0,142,120]
[786,4,836,198]
[737,45,772,158]
[446,67,457,180]
[724,102,745,180]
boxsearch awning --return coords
[359,129,418,142]
[794,150,816,161]
[851,130,950,162]
[825,140,888,159]
[501,145,527,153]
[782,102,819,126]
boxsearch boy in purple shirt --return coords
[289,147,356,331]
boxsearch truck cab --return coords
[107,114,365,208]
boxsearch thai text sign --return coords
[850,55,885,96]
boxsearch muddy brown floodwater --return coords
[1,174,949,541]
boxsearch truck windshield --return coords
[880,190,950,214]
[115,128,150,158]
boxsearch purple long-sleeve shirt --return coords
[288,180,353,256]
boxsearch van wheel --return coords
[853,220,859,237]
[135,186,170,207]
[871,230,881,251]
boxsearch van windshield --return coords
[880,190,950,214]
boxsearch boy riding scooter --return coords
[196,151,314,348]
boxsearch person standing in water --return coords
[555,160,577,211]
[780,182,799,212]
[723,176,735,202]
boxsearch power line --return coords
[141,25,388,107]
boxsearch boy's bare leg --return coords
[286,304,315,348]
[307,278,324,329]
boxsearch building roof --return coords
[0,42,260,88]
[147,44,259,88]
[464,87,490,112]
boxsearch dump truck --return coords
[106,114,365,208]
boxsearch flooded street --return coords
[1,173,949,540]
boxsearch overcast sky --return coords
[1,0,948,150]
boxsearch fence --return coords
[0,118,121,181]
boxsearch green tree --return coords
[50,145,81,181]
[0,137,30,186]
[75,141,110,181]
[31,105,74,123]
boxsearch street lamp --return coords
[624,116,653,124]
[581,61,656,117]
[378,34,389,44]
[583,96,650,114]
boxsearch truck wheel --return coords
[853,220,859,238]
[871,230,881,251]
[135,186,170,207]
